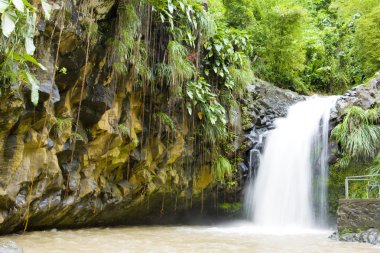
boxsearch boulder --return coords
[338,228,380,246]
[331,72,380,121]
[239,79,304,179]
[0,240,23,253]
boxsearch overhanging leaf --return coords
[26,71,39,106]
[168,0,174,14]
[186,90,193,99]
[1,10,16,37]
[0,0,9,13]
[11,0,24,12]
[25,36,35,55]
[215,44,222,53]
[23,54,47,70]
[186,102,192,115]
[41,0,52,20]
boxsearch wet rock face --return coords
[241,80,305,132]
[0,0,228,234]
[239,80,304,179]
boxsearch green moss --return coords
[218,202,242,215]
[328,160,377,216]
[339,227,354,236]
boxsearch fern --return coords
[155,112,175,131]
[112,1,141,76]
[229,56,254,92]
[70,132,84,142]
[211,155,233,184]
[167,40,194,88]
[118,123,130,138]
[51,117,73,138]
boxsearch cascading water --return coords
[245,96,338,229]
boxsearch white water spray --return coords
[245,96,338,228]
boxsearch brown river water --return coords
[1,222,379,253]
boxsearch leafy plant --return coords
[70,132,85,142]
[167,40,194,88]
[0,0,51,105]
[51,117,73,138]
[331,106,380,167]
[186,77,227,142]
[203,27,254,91]
[112,1,141,76]
[155,112,175,132]
[211,155,233,184]
[150,0,213,44]
[118,123,130,138]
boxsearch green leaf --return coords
[21,0,34,9]
[186,102,192,115]
[1,10,16,37]
[193,19,197,30]
[11,0,24,12]
[0,0,9,13]
[41,0,52,20]
[160,13,165,23]
[168,0,174,14]
[179,1,185,11]
[215,44,222,52]
[210,114,217,125]
[25,36,35,55]
[186,90,193,99]
[23,54,47,70]
[26,71,39,106]
[186,8,192,23]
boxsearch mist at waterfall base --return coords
[245,96,338,231]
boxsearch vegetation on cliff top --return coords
[1,0,379,140]
[220,0,380,93]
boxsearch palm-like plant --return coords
[331,106,380,166]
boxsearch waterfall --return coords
[245,96,338,229]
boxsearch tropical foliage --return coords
[221,0,380,93]
[331,106,380,167]
[211,155,233,184]
[0,0,51,104]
